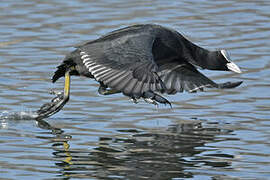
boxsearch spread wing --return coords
[78,33,166,97]
[157,62,219,94]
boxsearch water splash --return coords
[0,111,38,121]
[0,110,39,129]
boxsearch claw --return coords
[154,94,172,108]
[142,91,172,108]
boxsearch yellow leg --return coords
[64,70,71,98]
[64,66,76,98]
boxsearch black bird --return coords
[36,24,242,119]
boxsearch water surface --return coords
[0,0,270,179]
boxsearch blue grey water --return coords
[0,0,270,179]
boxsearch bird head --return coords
[220,49,242,73]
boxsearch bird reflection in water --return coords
[36,119,238,179]
[35,119,73,171]
[90,122,236,179]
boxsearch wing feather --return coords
[158,62,218,94]
[77,33,166,97]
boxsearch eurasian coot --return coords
[36,24,242,119]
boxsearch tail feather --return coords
[52,55,77,83]
[52,63,68,83]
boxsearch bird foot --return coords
[144,98,158,106]
[142,91,172,108]
[35,90,69,120]
[130,97,139,104]
[35,70,71,120]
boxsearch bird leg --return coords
[35,69,71,120]
[98,83,120,95]
[143,91,172,108]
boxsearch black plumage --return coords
[52,24,242,105]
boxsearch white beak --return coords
[226,62,242,73]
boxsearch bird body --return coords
[50,24,242,108]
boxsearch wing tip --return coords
[218,81,243,89]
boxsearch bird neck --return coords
[185,43,222,70]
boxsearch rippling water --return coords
[0,0,270,179]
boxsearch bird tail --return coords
[52,63,68,83]
[52,55,77,83]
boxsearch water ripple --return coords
[0,0,270,179]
